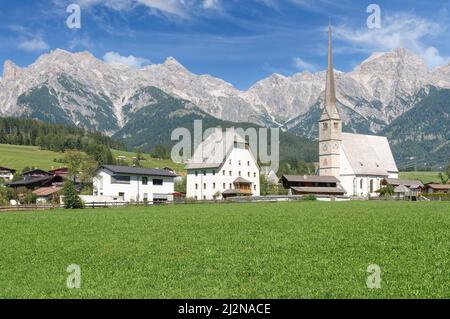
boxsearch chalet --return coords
[383,178,424,197]
[22,169,53,178]
[93,165,177,203]
[282,175,346,196]
[48,167,70,178]
[186,130,260,200]
[0,166,16,181]
[7,175,64,193]
[33,186,63,204]
[424,183,450,195]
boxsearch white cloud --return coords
[202,0,220,9]
[293,57,317,72]
[71,0,194,17]
[103,51,151,68]
[18,37,49,52]
[334,12,450,69]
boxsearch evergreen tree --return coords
[62,181,84,209]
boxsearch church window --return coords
[370,180,374,193]
[334,122,339,129]
[323,123,328,130]
[360,179,363,189]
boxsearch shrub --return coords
[303,194,317,201]
[62,181,84,209]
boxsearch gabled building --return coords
[318,25,398,197]
[282,175,346,196]
[22,169,53,178]
[186,130,260,200]
[7,175,64,193]
[0,166,16,181]
[93,165,177,203]
[424,183,450,194]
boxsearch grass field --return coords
[399,171,442,184]
[0,201,448,299]
[0,143,184,173]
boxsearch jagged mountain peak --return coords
[3,60,22,80]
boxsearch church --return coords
[318,26,399,197]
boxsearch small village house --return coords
[282,175,346,196]
[424,183,450,195]
[33,186,63,204]
[186,130,261,200]
[93,165,177,203]
[0,166,16,182]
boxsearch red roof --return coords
[32,186,63,197]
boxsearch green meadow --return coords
[0,201,448,299]
[0,143,184,173]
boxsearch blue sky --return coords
[1,0,449,89]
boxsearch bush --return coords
[62,181,84,209]
[303,194,317,201]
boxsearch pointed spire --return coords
[321,23,341,121]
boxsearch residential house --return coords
[0,166,16,181]
[384,178,424,197]
[282,175,346,196]
[33,186,63,204]
[93,165,177,203]
[424,183,450,195]
[186,130,260,200]
[7,175,64,193]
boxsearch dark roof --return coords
[291,186,346,195]
[283,175,340,183]
[0,166,16,173]
[7,176,55,187]
[99,165,177,177]
[22,169,53,176]
[234,177,252,184]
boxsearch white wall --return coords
[187,148,260,200]
[340,149,386,197]
[0,172,14,181]
[93,169,175,202]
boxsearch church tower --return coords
[319,25,342,177]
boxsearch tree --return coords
[379,184,395,197]
[175,177,187,193]
[446,164,450,177]
[0,187,13,206]
[438,172,449,184]
[62,180,84,209]
[63,150,97,184]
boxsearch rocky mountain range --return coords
[0,48,448,168]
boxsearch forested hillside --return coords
[0,117,125,165]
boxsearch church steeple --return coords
[321,24,340,121]
[319,23,342,178]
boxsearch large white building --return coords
[186,130,260,200]
[93,165,177,203]
[319,26,399,197]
